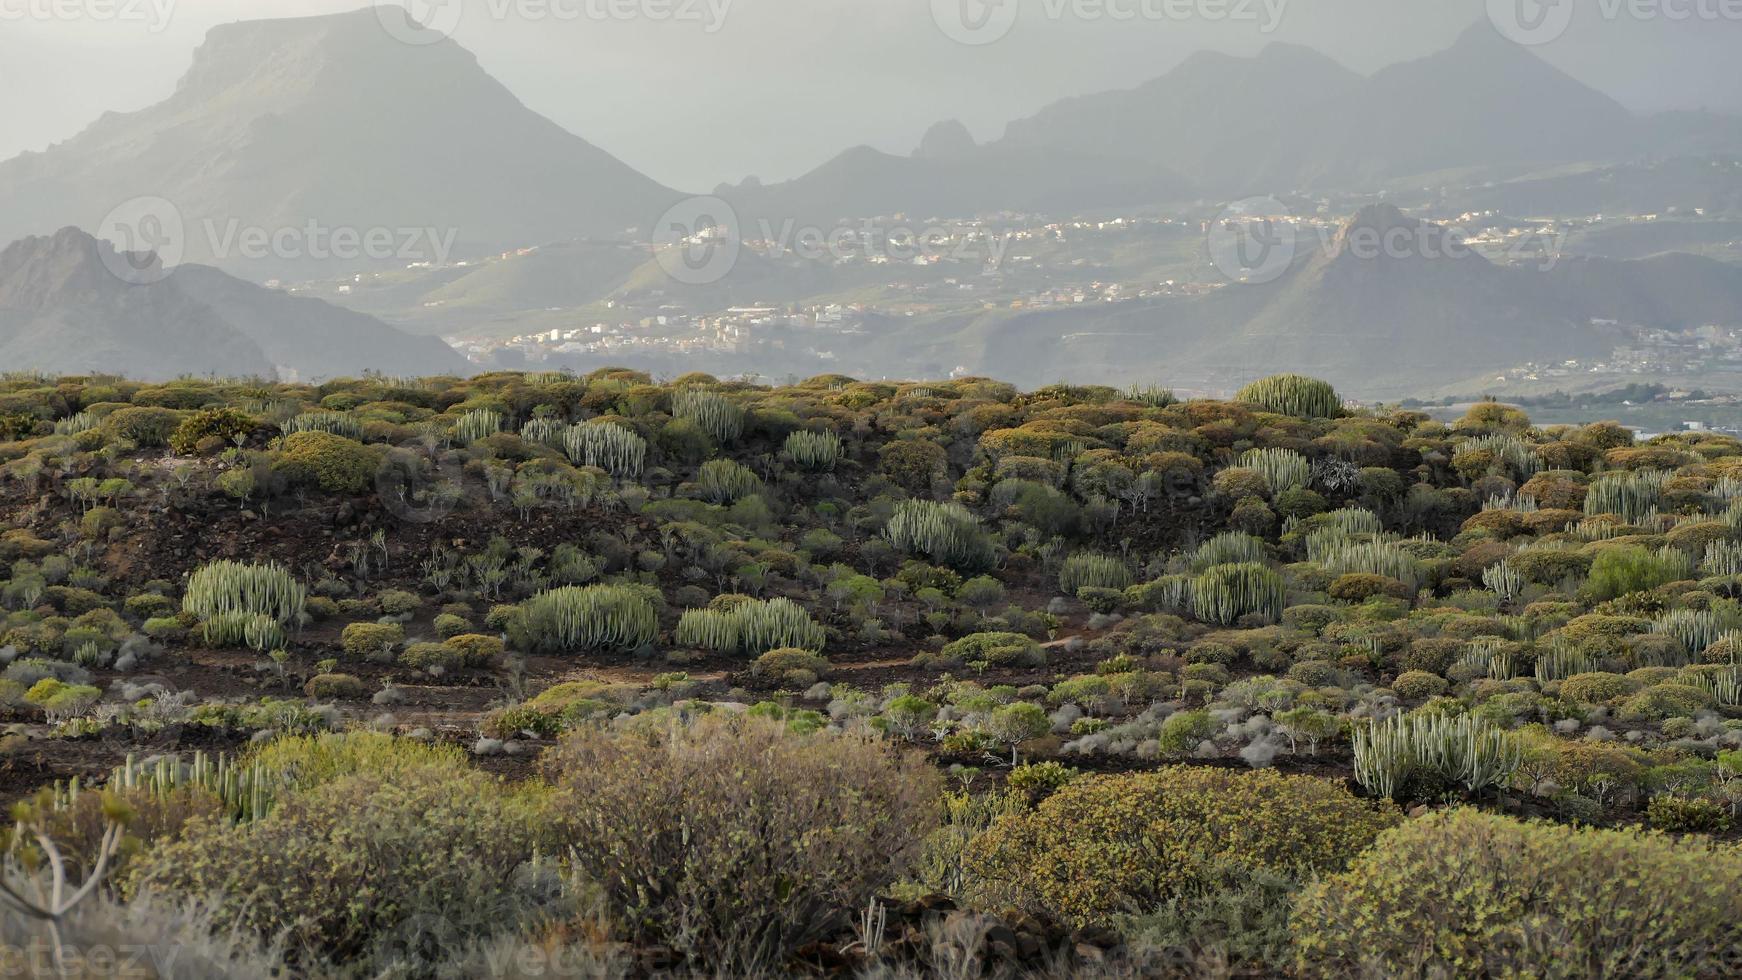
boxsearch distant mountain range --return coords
[896,204,1742,396]
[0,228,468,380]
[0,7,678,279]
[729,25,1742,220]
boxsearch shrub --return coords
[1646,794,1732,833]
[1392,670,1448,700]
[694,458,762,504]
[432,612,470,638]
[749,647,830,686]
[541,715,941,970]
[445,633,505,667]
[303,673,366,699]
[102,406,182,447]
[1587,545,1694,601]
[273,431,378,494]
[376,589,421,616]
[520,584,658,653]
[128,764,543,970]
[1291,808,1742,978]
[339,622,404,659]
[400,642,462,674]
[916,631,1045,670]
[1329,573,1410,603]
[965,767,1396,924]
[1559,671,1641,705]
[169,407,255,455]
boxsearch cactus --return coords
[675,596,825,655]
[452,408,505,444]
[1654,608,1741,655]
[1123,385,1177,408]
[1189,531,1268,570]
[884,499,995,572]
[1319,507,1384,536]
[1584,469,1671,525]
[1483,560,1525,603]
[56,751,276,822]
[1454,434,1543,479]
[1690,668,1742,707]
[53,411,98,436]
[521,584,658,653]
[1702,539,1742,577]
[783,430,844,471]
[695,459,762,504]
[1190,562,1284,626]
[519,416,567,448]
[673,388,745,444]
[1058,553,1133,595]
[183,560,306,626]
[1234,374,1341,419]
[1238,447,1310,492]
[280,411,363,440]
[201,612,288,652]
[563,421,647,477]
[1315,539,1422,590]
[1354,712,1520,799]
[1534,646,1595,684]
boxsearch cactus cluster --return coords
[1190,562,1284,626]
[696,459,762,504]
[1654,608,1740,656]
[1482,560,1524,602]
[564,421,648,477]
[183,560,306,628]
[521,584,658,653]
[675,596,825,655]
[1122,385,1177,408]
[519,416,567,448]
[1584,469,1671,525]
[1234,374,1341,419]
[453,408,505,444]
[63,751,277,821]
[783,430,844,471]
[673,388,746,444]
[885,499,995,572]
[1353,712,1520,800]
[281,411,363,440]
[1702,539,1742,577]
[1238,447,1310,491]
[1189,531,1268,570]
[1314,539,1422,590]
[1455,433,1544,479]
[1058,553,1133,595]
[1534,646,1595,684]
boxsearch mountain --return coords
[0,228,470,380]
[996,43,1362,188]
[923,205,1634,395]
[720,143,1192,228]
[0,8,677,279]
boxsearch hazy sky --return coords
[3,0,1740,191]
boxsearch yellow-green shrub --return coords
[339,621,404,658]
[965,767,1398,924]
[1292,808,1742,978]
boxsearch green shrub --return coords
[445,633,504,666]
[102,406,182,447]
[750,647,830,686]
[340,622,404,659]
[541,715,941,971]
[1292,808,1742,978]
[916,631,1044,670]
[1392,670,1448,700]
[965,767,1396,924]
[169,407,255,455]
[1646,794,1733,833]
[273,431,378,494]
[432,612,470,638]
[399,642,462,674]
[128,764,542,970]
[302,673,367,699]
[376,589,421,616]
[1587,545,1695,600]
[1558,671,1641,705]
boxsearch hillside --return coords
[0,8,677,279]
[0,228,470,380]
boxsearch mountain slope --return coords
[0,228,470,380]
[0,8,677,278]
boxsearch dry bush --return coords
[540,714,944,970]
